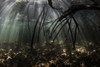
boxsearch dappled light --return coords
[0,0,100,67]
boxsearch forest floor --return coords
[0,42,100,67]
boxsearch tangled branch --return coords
[47,0,100,50]
[59,4,100,21]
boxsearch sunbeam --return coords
[0,0,100,67]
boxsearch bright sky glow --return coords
[16,0,47,4]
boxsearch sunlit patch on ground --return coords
[0,41,99,67]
